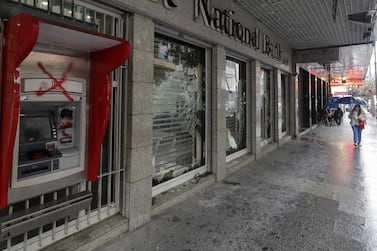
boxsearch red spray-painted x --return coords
[36,62,74,101]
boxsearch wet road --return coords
[95,113,377,251]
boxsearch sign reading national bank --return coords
[151,0,178,9]
[194,0,281,60]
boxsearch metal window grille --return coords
[152,35,206,188]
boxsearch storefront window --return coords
[85,8,95,24]
[153,34,205,186]
[74,4,84,21]
[105,15,113,36]
[19,0,34,6]
[261,69,272,141]
[95,12,104,33]
[63,0,73,17]
[51,0,62,14]
[35,0,48,10]
[225,58,246,155]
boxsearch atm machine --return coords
[0,13,130,240]
[12,77,86,188]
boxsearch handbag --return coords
[359,119,365,129]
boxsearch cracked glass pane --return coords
[261,69,272,141]
[225,58,246,155]
[153,35,205,186]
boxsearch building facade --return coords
[0,0,330,250]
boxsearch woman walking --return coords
[348,104,367,147]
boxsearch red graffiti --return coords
[15,69,20,80]
[36,62,74,101]
[15,69,20,92]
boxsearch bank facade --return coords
[0,0,330,250]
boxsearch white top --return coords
[349,110,366,126]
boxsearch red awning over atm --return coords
[0,13,131,209]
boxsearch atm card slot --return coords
[60,137,72,144]
[22,165,49,175]
[18,161,52,179]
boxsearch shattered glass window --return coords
[225,58,246,156]
[261,69,272,141]
[152,34,205,186]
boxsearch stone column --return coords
[125,14,154,231]
[253,60,262,156]
[211,46,226,181]
[275,69,282,144]
[248,61,256,155]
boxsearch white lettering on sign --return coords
[194,0,281,60]
[149,0,282,61]
[150,0,178,9]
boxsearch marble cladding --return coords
[211,46,227,181]
[126,145,153,183]
[128,50,154,84]
[126,114,153,149]
[253,61,262,151]
[128,14,154,53]
[126,177,152,231]
[127,82,153,115]
[212,149,227,181]
[125,14,154,230]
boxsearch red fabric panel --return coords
[0,14,39,209]
[87,42,130,181]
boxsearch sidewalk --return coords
[95,114,377,251]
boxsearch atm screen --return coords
[19,116,53,143]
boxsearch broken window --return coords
[152,34,205,186]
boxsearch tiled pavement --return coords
[95,113,377,251]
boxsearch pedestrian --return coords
[348,104,366,147]
[334,107,343,126]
